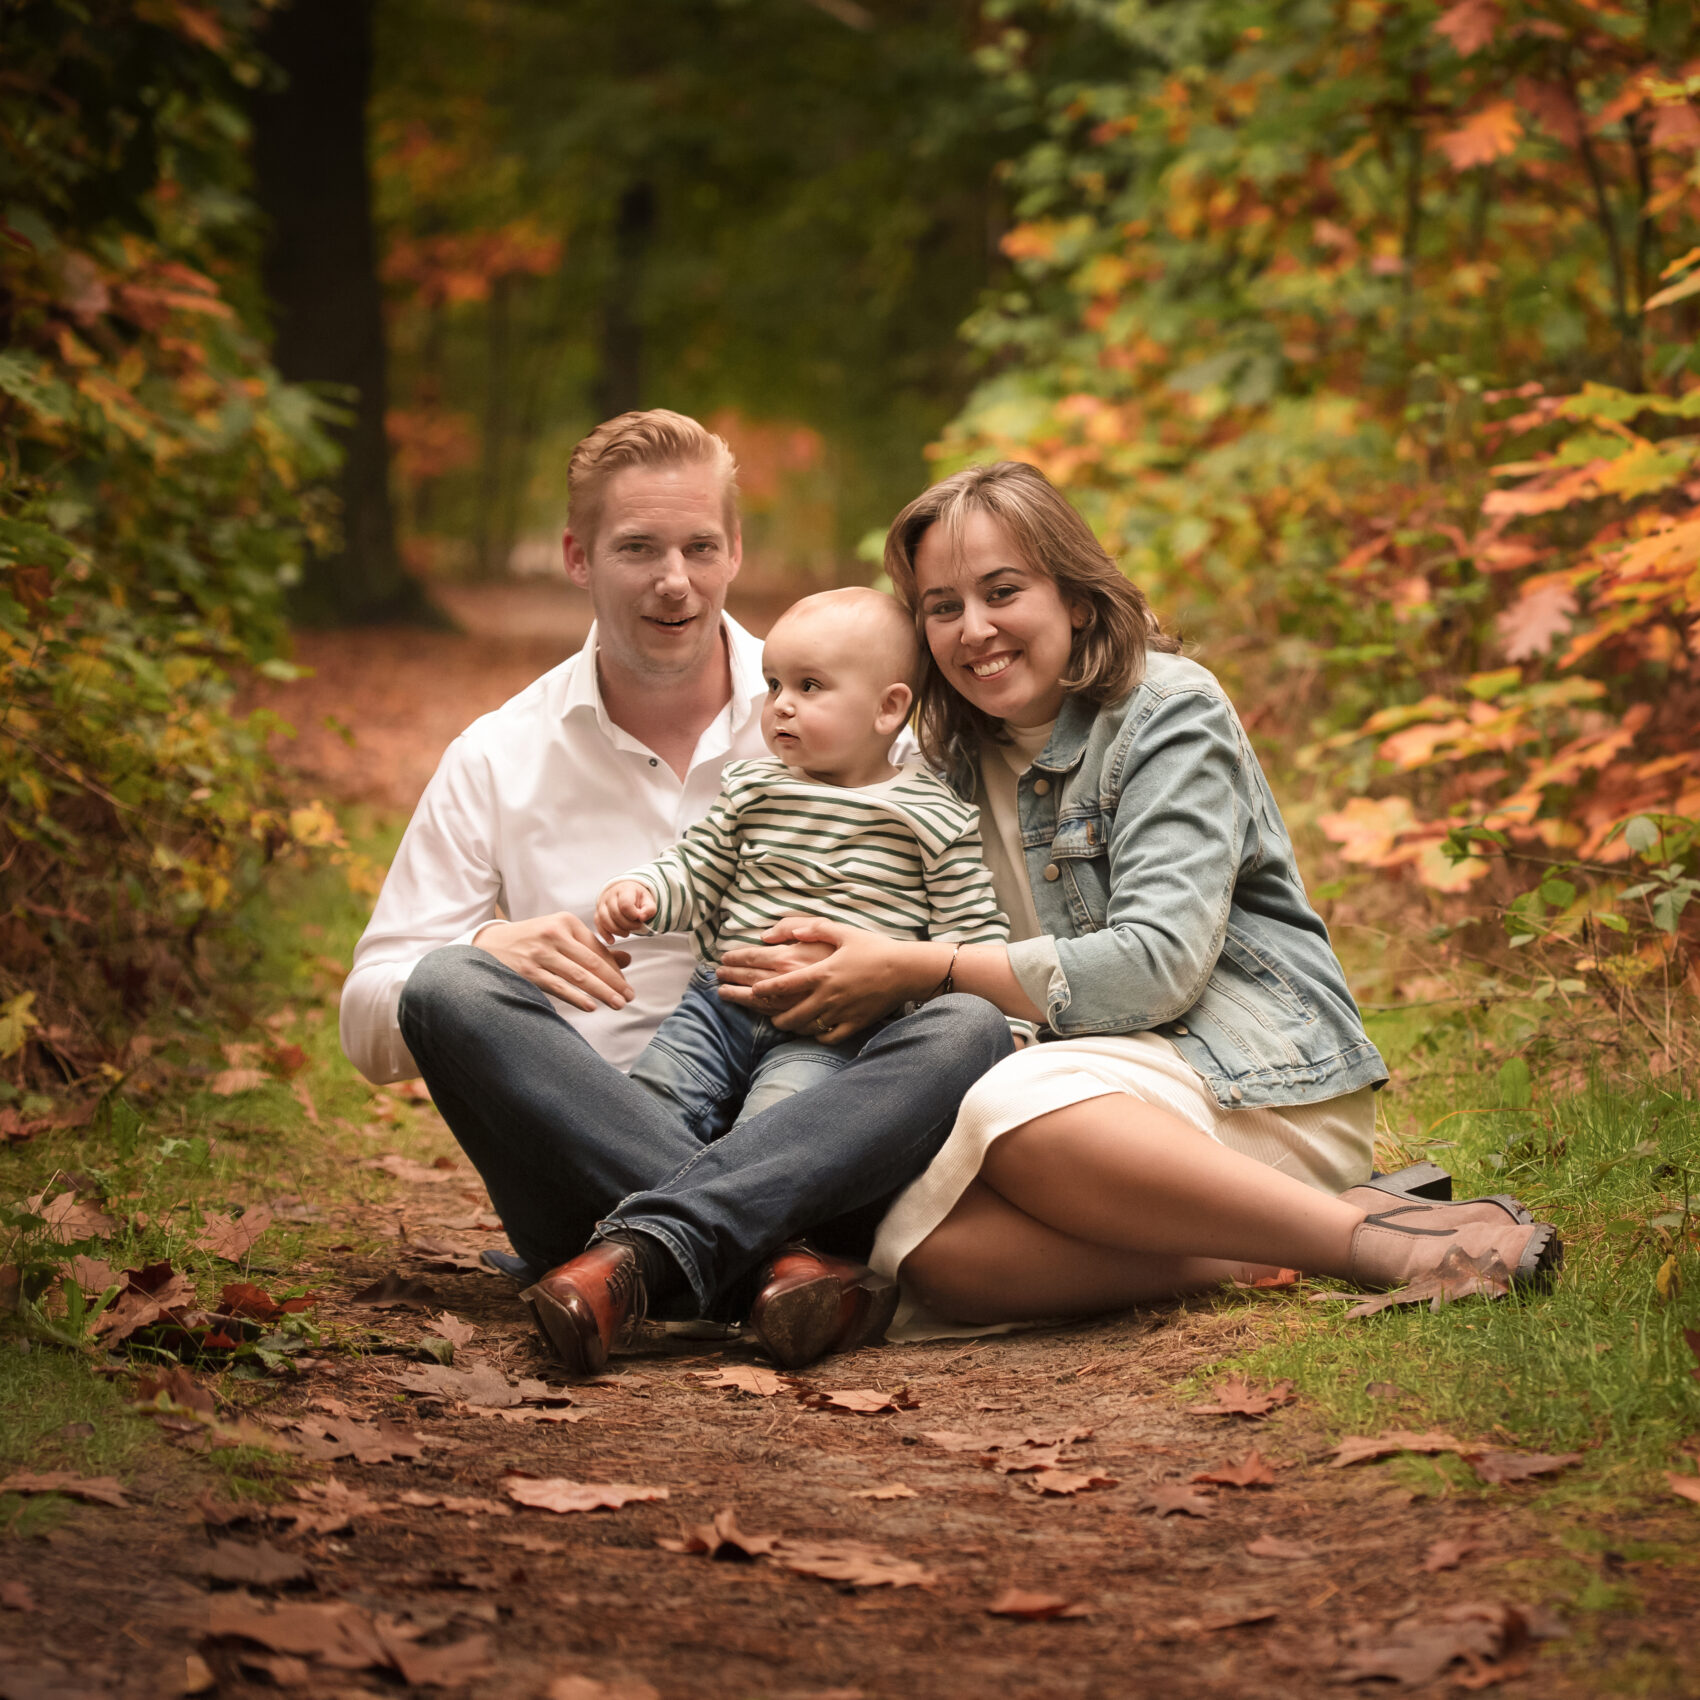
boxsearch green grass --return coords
[1201,1001,1700,1491]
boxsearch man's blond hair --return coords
[567,409,741,547]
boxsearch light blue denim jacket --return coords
[951,652,1387,1110]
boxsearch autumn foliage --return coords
[0,2,342,1065]
[942,0,1700,1036]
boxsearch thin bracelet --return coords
[932,941,962,999]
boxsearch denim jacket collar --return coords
[1032,694,1098,776]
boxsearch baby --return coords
[596,586,1029,1140]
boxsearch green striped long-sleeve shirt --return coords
[617,756,1019,985]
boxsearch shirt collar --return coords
[563,614,767,736]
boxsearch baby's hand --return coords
[595,880,657,939]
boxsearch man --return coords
[341,410,1011,1374]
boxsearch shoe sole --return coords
[751,1274,844,1371]
[835,1274,900,1356]
[520,1283,606,1378]
[1511,1223,1563,1293]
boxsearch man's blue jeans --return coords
[397,945,1012,1317]
[628,966,870,1140]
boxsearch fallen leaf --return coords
[383,1630,494,1690]
[191,1205,273,1262]
[1665,1472,1700,1504]
[192,1540,313,1587]
[1,1580,36,1611]
[0,1470,129,1508]
[1231,1267,1301,1290]
[545,1678,660,1700]
[1343,1245,1512,1319]
[1186,1378,1296,1418]
[1330,1430,1468,1468]
[773,1540,931,1589]
[274,1478,386,1534]
[1162,1607,1278,1636]
[693,1365,787,1397]
[274,1414,424,1465]
[367,1153,458,1185]
[1245,1534,1316,1560]
[1025,1468,1119,1496]
[799,1388,917,1415]
[1144,1483,1214,1518]
[923,1424,1093,1453]
[208,1067,269,1096]
[851,1483,918,1500]
[263,1042,308,1078]
[31,1189,118,1243]
[1191,1450,1277,1489]
[656,1507,781,1559]
[133,1366,216,1417]
[1336,1600,1562,1687]
[390,1358,522,1408]
[352,1270,444,1310]
[986,1588,1090,1620]
[66,1254,119,1294]
[479,1406,589,1425]
[503,1477,669,1515]
[1425,1538,1479,1572]
[93,1262,199,1343]
[428,1311,479,1347]
[1467,1449,1583,1485]
[403,1236,488,1273]
[398,1490,513,1518]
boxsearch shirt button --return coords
[1032,777,1050,796]
[1043,862,1060,881]
[648,758,658,767]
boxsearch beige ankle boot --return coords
[1338,1189,1532,1229]
[1347,1211,1562,1294]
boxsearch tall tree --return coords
[251,0,434,624]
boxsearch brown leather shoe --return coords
[749,1242,898,1371]
[520,1240,646,1377]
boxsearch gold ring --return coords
[814,1017,832,1035]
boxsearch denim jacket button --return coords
[1043,862,1060,881]
[1032,777,1050,796]
[1229,1085,1244,1103]
[1173,1023,1189,1035]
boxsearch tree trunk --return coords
[591,181,656,421]
[250,0,439,625]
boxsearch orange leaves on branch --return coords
[1434,0,1501,56]
[1437,101,1522,170]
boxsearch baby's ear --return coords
[875,681,914,734]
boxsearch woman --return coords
[718,462,1560,1327]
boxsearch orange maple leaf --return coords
[1437,102,1522,170]
[1434,0,1499,56]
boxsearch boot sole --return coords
[835,1273,900,1356]
[751,1274,844,1371]
[520,1283,606,1378]
[1511,1223,1563,1293]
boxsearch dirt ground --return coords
[5,586,1695,1699]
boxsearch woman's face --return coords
[913,509,1081,728]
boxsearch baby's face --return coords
[761,614,905,785]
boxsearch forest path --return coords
[6,586,1684,1699]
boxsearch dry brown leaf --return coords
[192,1540,313,1587]
[986,1588,1090,1620]
[66,1254,119,1294]
[428,1311,479,1347]
[397,1490,512,1518]
[382,1630,493,1690]
[1162,1607,1279,1636]
[352,1270,444,1310]
[367,1153,457,1185]
[1665,1472,1700,1504]
[850,1483,918,1500]
[0,1470,129,1508]
[923,1424,1093,1454]
[693,1365,787,1397]
[191,1205,273,1262]
[479,1406,588,1425]
[1,1580,37,1611]
[1424,1538,1478,1572]
[546,1678,660,1700]
[773,1540,931,1589]
[1343,1245,1513,1319]
[403,1236,488,1273]
[271,1478,386,1534]
[208,1067,269,1096]
[655,1507,780,1559]
[503,1476,669,1515]
[1191,1449,1277,1489]
[276,1415,424,1465]
[1230,1267,1301,1290]
[1331,1429,1467,1468]
[93,1262,199,1343]
[1143,1483,1214,1518]
[1467,1449,1582,1485]
[1336,1600,1561,1687]
[31,1189,118,1243]
[1245,1534,1316,1561]
[1025,1467,1119,1497]
[798,1387,917,1415]
[1186,1377,1295,1418]
[390,1358,520,1407]
[133,1366,216,1417]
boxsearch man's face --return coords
[563,462,741,684]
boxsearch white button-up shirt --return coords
[340,616,772,1082]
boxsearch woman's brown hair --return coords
[884,460,1178,774]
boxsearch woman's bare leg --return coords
[977,1097,1366,1275]
[902,1180,1274,1323]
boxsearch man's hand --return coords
[474,912,634,1012]
[595,880,657,940]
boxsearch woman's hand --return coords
[717,918,947,1046]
